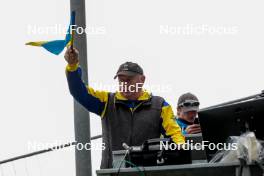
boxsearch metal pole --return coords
[70,0,92,176]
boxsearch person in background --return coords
[176,93,201,135]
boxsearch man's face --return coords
[117,74,145,99]
[178,108,198,123]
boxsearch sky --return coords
[0,0,264,175]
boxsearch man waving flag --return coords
[26,11,76,55]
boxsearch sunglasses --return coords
[179,101,200,107]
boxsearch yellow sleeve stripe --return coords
[161,105,185,144]
[87,86,109,102]
[87,86,109,118]
[66,63,79,72]
[100,102,108,118]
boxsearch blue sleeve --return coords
[66,67,106,116]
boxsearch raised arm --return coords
[64,47,108,117]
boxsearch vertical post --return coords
[70,0,92,176]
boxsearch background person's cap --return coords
[114,62,144,79]
[177,92,200,112]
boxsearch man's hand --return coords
[64,47,79,66]
[185,124,201,134]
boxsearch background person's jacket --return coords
[66,64,185,168]
[175,118,193,135]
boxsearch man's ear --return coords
[177,107,181,116]
[140,75,146,83]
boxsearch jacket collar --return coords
[115,91,152,101]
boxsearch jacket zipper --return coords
[129,102,144,145]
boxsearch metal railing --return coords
[0,135,102,165]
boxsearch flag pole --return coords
[70,11,75,51]
[70,1,92,176]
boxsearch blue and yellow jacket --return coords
[66,63,185,144]
[176,118,193,135]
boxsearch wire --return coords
[0,142,76,165]
[116,150,129,176]
[141,164,147,176]
[114,159,145,176]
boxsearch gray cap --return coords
[114,62,143,79]
[177,93,200,112]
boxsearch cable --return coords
[115,142,148,176]
[115,143,132,175]
[116,150,129,176]
[0,142,76,165]
[114,160,145,176]
[141,164,147,176]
